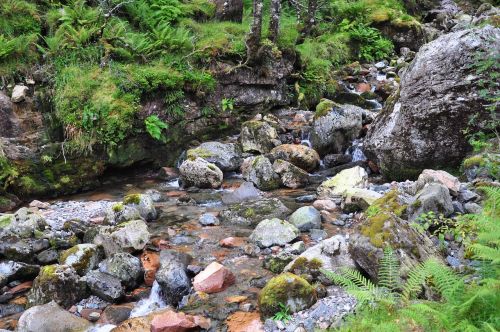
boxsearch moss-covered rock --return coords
[219,197,291,226]
[123,193,157,221]
[241,156,281,191]
[269,144,320,172]
[179,157,223,189]
[186,141,242,171]
[59,244,102,276]
[240,120,279,154]
[258,272,316,317]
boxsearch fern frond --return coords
[378,246,400,292]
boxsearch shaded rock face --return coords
[365,26,500,180]
[17,301,91,332]
[0,92,16,138]
[187,141,242,172]
[409,183,454,220]
[98,252,143,289]
[272,159,309,189]
[155,250,192,306]
[93,219,150,257]
[86,270,125,302]
[241,156,281,191]
[240,120,279,154]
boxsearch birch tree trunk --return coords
[247,0,264,63]
[269,0,282,43]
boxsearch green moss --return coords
[315,99,336,118]
[361,190,408,248]
[264,256,293,274]
[258,272,316,317]
[59,245,95,274]
[123,194,141,205]
[112,203,124,212]
[187,147,214,160]
[243,208,256,218]
[0,215,13,228]
[463,155,486,168]
[411,199,422,209]
[37,264,59,285]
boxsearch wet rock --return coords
[250,218,300,248]
[198,213,220,226]
[416,169,461,196]
[179,157,223,189]
[187,141,242,171]
[150,310,209,332]
[365,26,500,180]
[17,301,91,332]
[226,311,264,332]
[0,261,39,283]
[317,166,368,198]
[220,198,290,226]
[99,252,143,289]
[86,270,124,302]
[241,156,281,191]
[93,219,150,257]
[105,203,142,225]
[123,194,157,221]
[11,85,29,103]
[193,262,235,294]
[311,101,363,156]
[98,303,134,325]
[59,243,102,276]
[323,154,352,168]
[140,251,160,287]
[269,144,320,172]
[410,183,454,220]
[259,273,316,317]
[155,250,191,306]
[295,195,316,203]
[221,181,261,204]
[309,229,327,241]
[240,120,279,154]
[273,159,309,189]
[27,264,88,308]
[286,235,355,272]
[288,206,321,231]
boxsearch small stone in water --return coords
[295,195,317,203]
[198,213,220,226]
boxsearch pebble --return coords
[295,195,317,203]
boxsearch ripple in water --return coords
[130,281,167,318]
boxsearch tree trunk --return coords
[247,0,263,64]
[269,0,282,43]
[299,0,317,42]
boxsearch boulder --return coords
[317,166,368,198]
[99,252,143,289]
[17,301,91,332]
[249,218,299,248]
[193,262,235,293]
[288,206,321,231]
[0,261,39,283]
[311,101,363,156]
[285,235,356,272]
[220,197,290,226]
[415,169,461,196]
[241,156,281,191]
[86,270,125,302]
[240,120,279,154]
[93,219,150,257]
[155,250,191,306]
[272,159,309,189]
[0,207,46,239]
[343,188,383,211]
[365,26,500,180]
[409,183,454,220]
[187,141,242,171]
[105,203,142,225]
[221,181,261,204]
[11,85,29,103]
[123,194,157,221]
[269,144,320,172]
[27,264,87,308]
[179,157,223,189]
[59,243,102,276]
[258,273,316,317]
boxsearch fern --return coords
[378,246,400,292]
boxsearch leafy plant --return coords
[144,115,168,142]
[221,98,235,112]
[349,23,393,62]
[272,303,292,322]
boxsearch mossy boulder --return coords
[123,193,157,221]
[463,153,499,182]
[288,206,321,231]
[59,244,102,276]
[241,156,281,191]
[98,252,143,289]
[240,120,279,154]
[27,264,88,308]
[105,203,141,225]
[219,198,291,226]
[18,301,91,332]
[187,141,242,171]
[317,166,368,198]
[93,219,150,257]
[272,159,309,189]
[269,144,320,173]
[0,207,46,239]
[179,157,223,189]
[258,272,317,317]
[249,218,299,248]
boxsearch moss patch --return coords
[123,194,141,205]
[314,99,336,118]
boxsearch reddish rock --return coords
[320,210,336,223]
[140,251,160,286]
[126,287,150,301]
[368,160,380,174]
[355,83,371,93]
[81,308,102,321]
[7,281,32,295]
[193,262,235,294]
[313,199,337,212]
[150,310,197,332]
[219,237,245,248]
[98,304,134,325]
[226,311,264,332]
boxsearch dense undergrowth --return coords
[0,0,411,152]
[323,186,500,332]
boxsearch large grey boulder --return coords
[241,156,281,191]
[409,183,454,220]
[86,270,124,302]
[59,243,102,276]
[221,181,261,204]
[27,264,88,308]
[155,250,192,306]
[179,157,223,189]
[98,252,143,289]
[17,301,91,332]
[250,218,300,248]
[187,141,242,171]
[220,198,291,226]
[240,120,279,154]
[288,206,321,231]
[273,159,309,189]
[93,219,150,257]
[311,101,363,156]
[269,144,320,172]
[365,26,500,180]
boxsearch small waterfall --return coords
[167,178,180,188]
[300,129,312,148]
[347,139,367,162]
[366,99,383,111]
[175,150,187,169]
[130,281,167,318]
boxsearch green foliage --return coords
[349,23,394,62]
[0,158,19,190]
[221,98,235,112]
[145,115,169,142]
[272,303,292,322]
